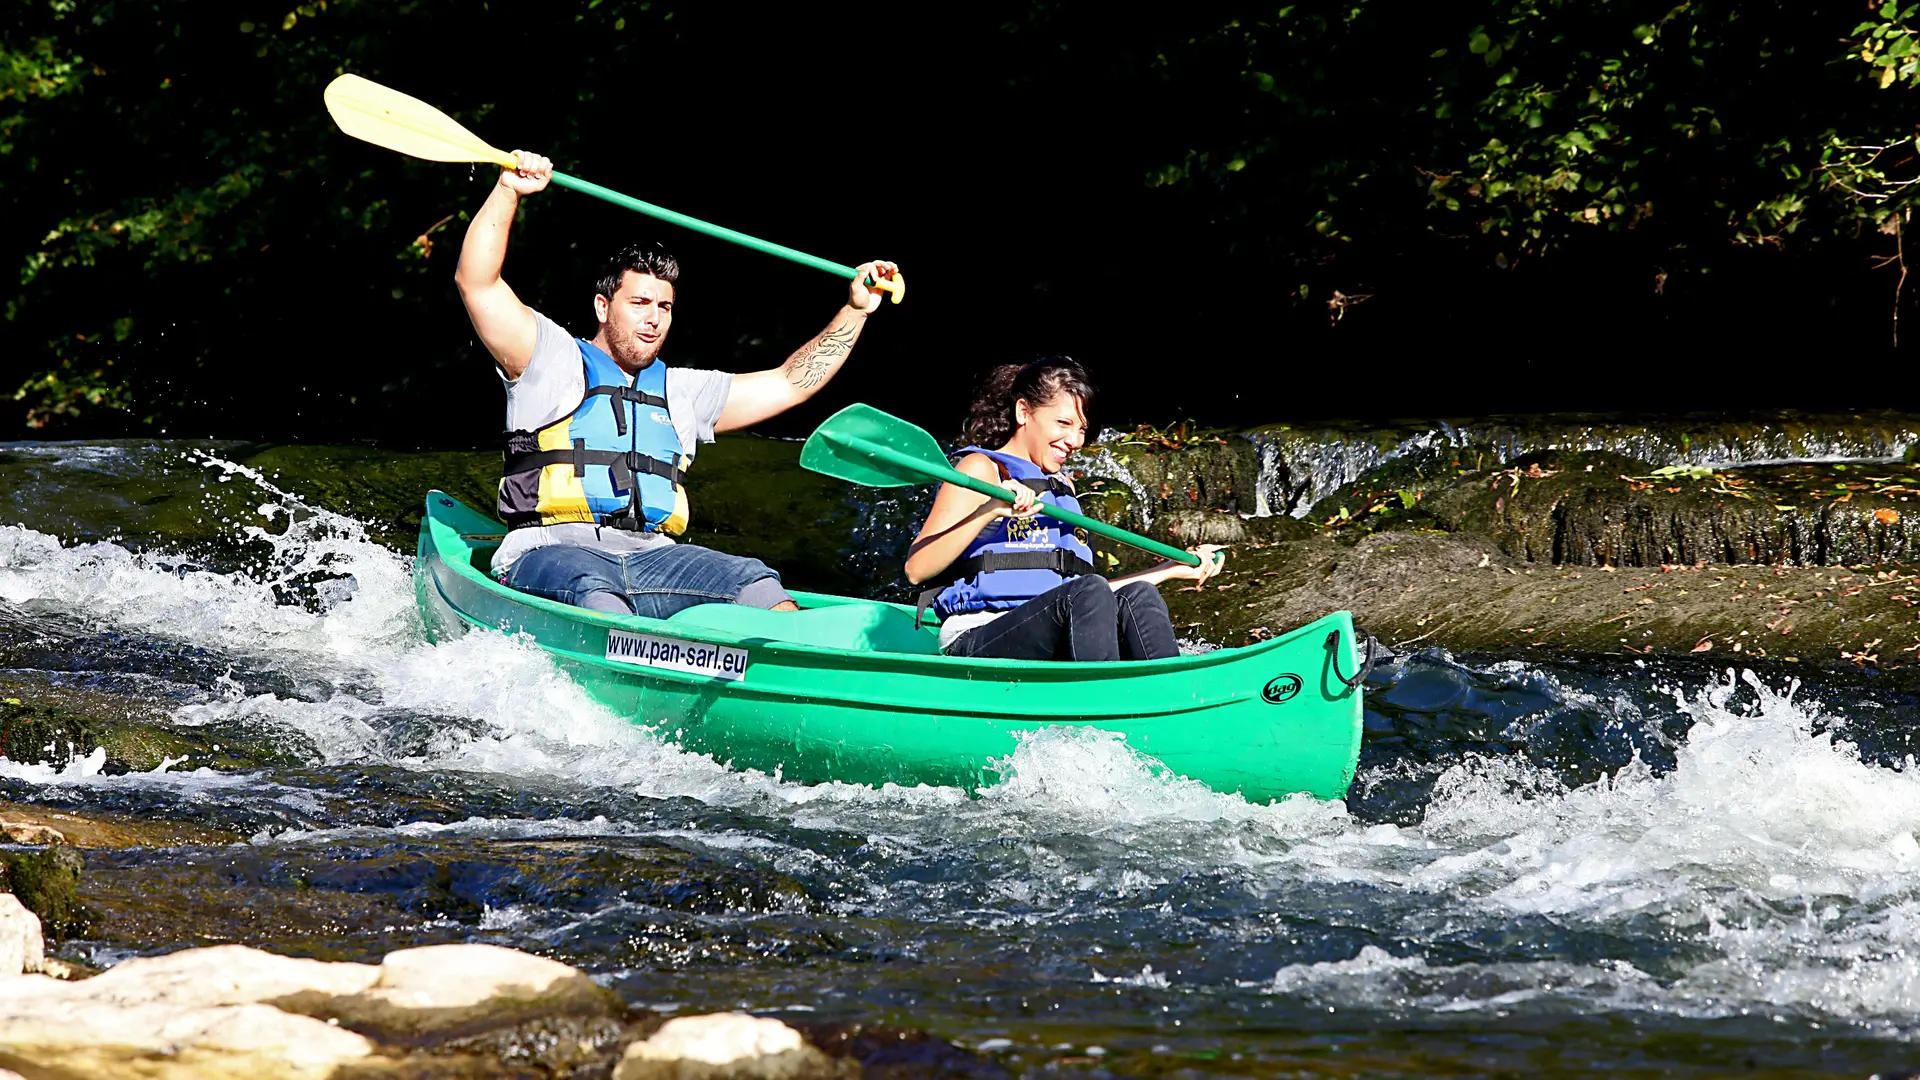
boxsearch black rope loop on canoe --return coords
[1326,628,1377,690]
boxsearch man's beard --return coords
[606,332,664,373]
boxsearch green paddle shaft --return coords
[551,172,858,279]
[826,431,1203,567]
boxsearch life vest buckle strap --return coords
[1015,476,1074,498]
[950,549,1098,579]
[623,451,685,486]
[499,447,682,487]
[914,588,942,630]
[920,549,1099,629]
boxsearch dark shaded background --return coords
[5,1,1914,446]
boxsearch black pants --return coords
[946,576,1181,662]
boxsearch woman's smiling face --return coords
[1011,393,1088,473]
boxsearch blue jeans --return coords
[504,543,787,619]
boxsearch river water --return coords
[4,439,1920,1076]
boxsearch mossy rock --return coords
[0,677,302,773]
[1246,411,1920,519]
[1161,525,1920,678]
[1,843,85,941]
[1078,437,1259,527]
[1420,451,1920,568]
[1302,452,1480,541]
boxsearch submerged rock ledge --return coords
[1167,528,1920,677]
[1076,416,1920,676]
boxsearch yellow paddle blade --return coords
[323,74,516,168]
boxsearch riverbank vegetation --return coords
[6,1,1920,440]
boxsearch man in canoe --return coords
[906,359,1224,660]
[457,150,900,616]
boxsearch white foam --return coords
[1407,673,1920,920]
[1228,670,1920,1026]
[18,453,1920,1027]
[1091,964,1172,989]
[1252,946,1671,1017]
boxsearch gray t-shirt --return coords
[491,310,733,578]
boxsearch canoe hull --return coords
[416,492,1364,801]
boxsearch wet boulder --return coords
[0,894,44,976]
[1165,526,1920,674]
[616,1012,857,1080]
[1068,434,1294,574]
[0,675,303,774]
[0,941,632,1079]
[1073,433,1261,533]
[1418,451,1920,568]
[277,942,615,1039]
[0,843,83,941]
[0,800,239,849]
[0,946,381,1078]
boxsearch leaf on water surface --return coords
[1650,464,1717,480]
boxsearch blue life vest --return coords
[923,446,1097,625]
[498,340,691,535]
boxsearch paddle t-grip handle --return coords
[549,172,903,303]
[837,433,1204,567]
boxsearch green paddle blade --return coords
[801,403,1204,567]
[801,404,954,488]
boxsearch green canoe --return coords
[415,491,1366,801]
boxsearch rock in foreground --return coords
[0,894,44,977]
[617,1013,858,1079]
[0,940,856,1079]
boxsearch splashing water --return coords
[5,443,1920,1071]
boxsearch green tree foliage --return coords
[1,0,672,434]
[6,1,1920,435]
[1006,1,1920,314]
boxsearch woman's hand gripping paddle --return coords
[322,74,903,303]
[800,403,1208,567]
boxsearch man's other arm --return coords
[454,151,553,381]
[715,259,899,433]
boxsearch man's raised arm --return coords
[715,260,900,433]
[454,151,553,381]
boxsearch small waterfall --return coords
[1250,428,1469,518]
[1247,415,1920,518]
[1067,446,1155,529]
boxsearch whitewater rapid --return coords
[2,449,1920,1038]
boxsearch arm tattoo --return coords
[783,322,858,390]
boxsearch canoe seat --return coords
[666,602,940,656]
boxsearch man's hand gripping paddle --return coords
[801,403,1214,568]
[322,74,902,302]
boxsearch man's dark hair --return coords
[595,243,680,299]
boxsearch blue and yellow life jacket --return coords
[921,446,1096,626]
[498,339,690,535]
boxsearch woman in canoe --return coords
[906,358,1224,661]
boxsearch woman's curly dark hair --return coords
[962,357,1096,448]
